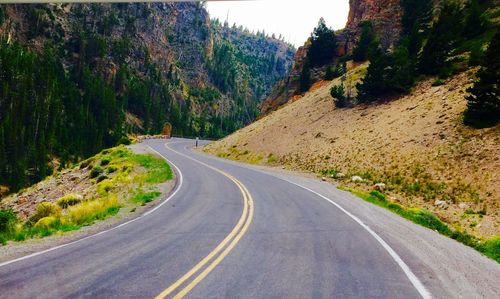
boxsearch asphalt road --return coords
[0,138,498,299]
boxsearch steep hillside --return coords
[0,3,294,193]
[261,0,402,114]
[205,65,499,239]
[211,20,295,103]
[261,0,499,114]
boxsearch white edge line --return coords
[189,145,432,299]
[0,143,183,268]
[282,179,432,299]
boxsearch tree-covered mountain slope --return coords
[0,3,294,193]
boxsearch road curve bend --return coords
[0,138,498,299]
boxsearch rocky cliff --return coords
[0,3,294,132]
[261,0,404,114]
[345,0,402,50]
[0,3,294,192]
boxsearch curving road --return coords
[0,138,498,298]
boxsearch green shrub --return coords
[90,166,103,178]
[68,196,120,225]
[432,79,445,86]
[131,190,161,204]
[34,216,59,229]
[97,180,113,195]
[369,190,387,202]
[56,194,82,209]
[330,84,349,108]
[320,169,339,177]
[100,158,111,166]
[32,202,61,223]
[79,159,93,169]
[405,208,451,234]
[483,236,500,262]
[0,209,17,236]
[267,153,278,164]
[96,175,108,183]
[106,165,118,174]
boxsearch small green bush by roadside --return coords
[342,187,499,263]
[0,209,17,244]
[432,79,445,86]
[56,194,82,209]
[34,216,59,229]
[131,189,161,204]
[31,202,61,223]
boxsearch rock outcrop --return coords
[344,0,402,51]
[0,3,294,130]
[0,3,295,193]
[261,0,403,115]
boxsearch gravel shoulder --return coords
[195,146,500,298]
[205,69,500,239]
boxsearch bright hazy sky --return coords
[206,0,350,47]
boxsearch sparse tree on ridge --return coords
[463,0,488,39]
[300,61,312,92]
[353,21,375,62]
[464,30,500,128]
[308,18,337,67]
[400,0,433,56]
[418,1,463,75]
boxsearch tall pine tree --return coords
[352,21,375,62]
[356,47,391,102]
[463,0,488,39]
[308,18,337,67]
[419,1,463,75]
[400,0,433,56]
[464,30,499,128]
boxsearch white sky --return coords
[206,0,350,47]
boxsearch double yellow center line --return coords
[155,143,254,299]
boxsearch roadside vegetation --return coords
[339,187,499,263]
[0,145,172,245]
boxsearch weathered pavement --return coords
[0,138,498,298]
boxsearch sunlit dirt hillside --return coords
[205,66,500,239]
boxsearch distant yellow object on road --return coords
[162,123,172,138]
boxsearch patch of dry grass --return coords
[0,145,173,244]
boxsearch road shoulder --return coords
[0,142,178,263]
[195,146,500,298]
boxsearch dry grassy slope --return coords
[0,144,172,221]
[205,66,500,239]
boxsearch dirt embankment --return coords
[205,67,499,239]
